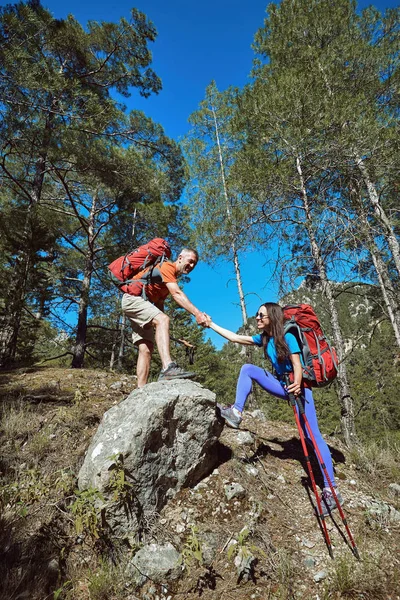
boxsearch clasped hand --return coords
[196,312,212,327]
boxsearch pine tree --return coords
[0,2,185,366]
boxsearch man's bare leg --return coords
[152,312,173,370]
[136,340,153,388]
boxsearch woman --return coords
[207,302,343,515]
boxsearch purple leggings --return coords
[234,364,336,488]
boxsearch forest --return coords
[1,0,399,447]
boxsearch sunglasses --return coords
[255,312,269,320]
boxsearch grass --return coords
[323,553,400,599]
[348,439,400,483]
[64,560,131,600]
[0,400,40,442]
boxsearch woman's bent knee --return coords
[240,363,254,377]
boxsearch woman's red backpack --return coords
[283,304,338,387]
[108,238,171,295]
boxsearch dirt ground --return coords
[0,367,399,600]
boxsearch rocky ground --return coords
[0,367,399,600]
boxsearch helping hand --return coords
[203,314,212,327]
[196,312,211,327]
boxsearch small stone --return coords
[224,482,246,501]
[389,483,400,498]
[110,381,123,390]
[313,570,327,582]
[159,518,167,525]
[176,523,185,534]
[301,539,315,549]
[349,479,357,485]
[245,465,259,477]
[47,558,59,573]
[236,431,255,446]
[304,556,316,568]
[193,482,208,491]
[276,474,286,484]
[212,468,219,475]
[267,494,275,500]
[127,542,181,585]
[248,409,267,421]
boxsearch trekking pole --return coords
[283,375,334,558]
[284,375,360,560]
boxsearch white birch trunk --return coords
[212,102,257,404]
[211,104,248,330]
[358,208,400,347]
[296,157,356,445]
[355,155,400,279]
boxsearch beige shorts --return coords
[121,293,162,345]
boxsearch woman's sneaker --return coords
[158,362,195,381]
[217,404,242,429]
[321,488,344,516]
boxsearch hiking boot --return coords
[320,488,344,516]
[158,362,195,381]
[216,404,242,429]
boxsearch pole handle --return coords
[283,373,305,413]
[283,373,297,407]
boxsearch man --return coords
[121,247,208,387]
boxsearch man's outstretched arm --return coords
[166,282,209,325]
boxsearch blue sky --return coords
[36,0,400,348]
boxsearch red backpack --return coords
[283,304,338,387]
[108,238,171,296]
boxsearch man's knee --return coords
[137,340,154,357]
[152,312,170,328]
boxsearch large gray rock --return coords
[78,380,222,535]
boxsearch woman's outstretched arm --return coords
[208,320,255,346]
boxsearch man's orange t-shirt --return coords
[133,261,178,308]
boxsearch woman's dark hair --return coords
[261,302,289,363]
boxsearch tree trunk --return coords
[117,315,126,371]
[212,102,258,404]
[0,107,54,366]
[0,205,33,366]
[71,196,96,369]
[357,206,400,347]
[296,156,356,445]
[211,103,249,331]
[355,154,400,279]
[71,259,92,368]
